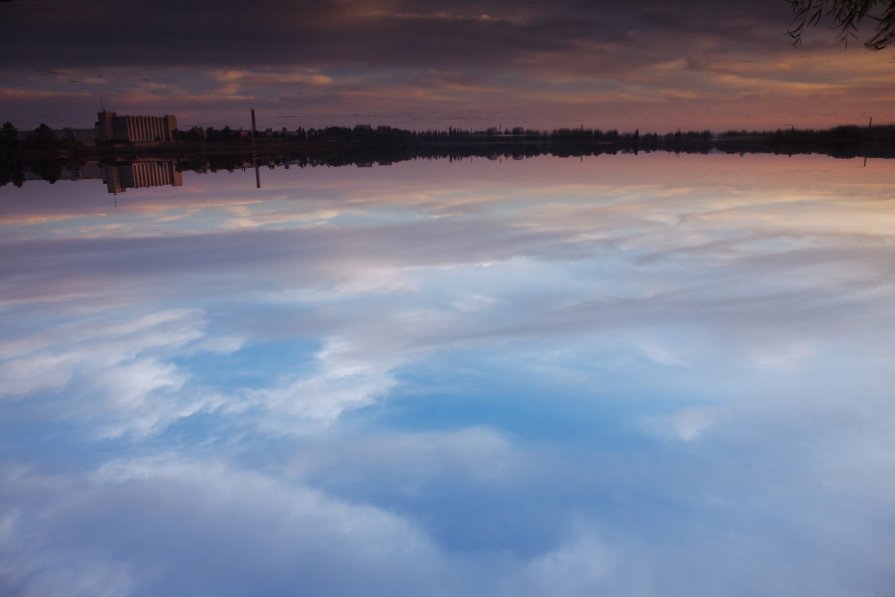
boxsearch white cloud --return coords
[644,407,717,442]
[0,456,652,597]
[0,308,241,437]
[635,341,687,366]
[244,335,401,431]
[334,267,419,294]
[286,426,524,490]
[748,340,815,370]
[521,531,615,597]
[243,308,458,433]
[451,293,500,313]
[0,460,450,596]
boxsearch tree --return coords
[0,121,18,156]
[27,124,59,153]
[788,0,895,49]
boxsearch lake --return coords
[1,153,893,596]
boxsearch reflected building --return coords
[20,160,182,193]
[102,160,183,194]
[95,111,177,143]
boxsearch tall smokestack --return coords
[251,109,260,189]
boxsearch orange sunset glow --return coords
[2,0,893,131]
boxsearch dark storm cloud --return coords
[0,0,790,70]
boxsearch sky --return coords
[1,153,895,595]
[1,0,894,131]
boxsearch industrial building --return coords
[103,160,183,193]
[95,111,177,143]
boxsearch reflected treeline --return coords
[3,120,895,189]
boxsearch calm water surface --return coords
[1,154,893,596]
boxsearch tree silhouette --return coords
[788,0,895,48]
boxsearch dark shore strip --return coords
[2,122,894,187]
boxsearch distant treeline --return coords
[1,122,87,187]
[2,119,894,188]
[170,122,895,157]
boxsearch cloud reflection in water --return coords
[1,154,893,596]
